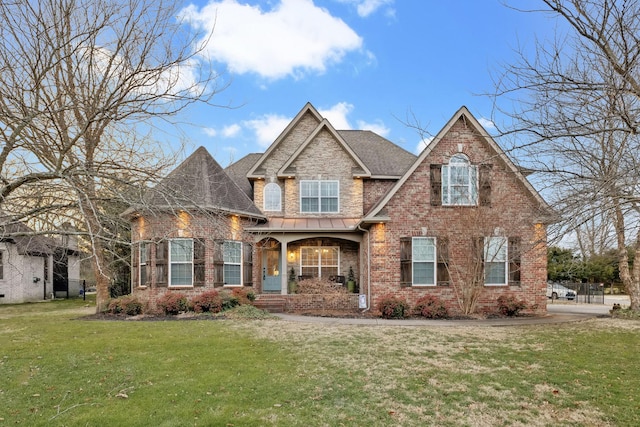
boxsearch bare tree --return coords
[437,205,545,316]
[494,0,640,310]
[0,0,220,311]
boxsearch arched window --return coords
[442,154,478,205]
[264,182,281,211]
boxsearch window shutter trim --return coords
[243,242,253,286]
[430,164,442,206]
[213,240,224,287]
[194,238,206,286]
[508,236,521,285]
[479,164,492,207]
[436,237,450,285]
[400,237,412,287]
[155,240,168,287]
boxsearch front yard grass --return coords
[1,297,639,426]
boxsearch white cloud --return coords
[244,102,391,148]
[415,136,433,154]
[356,119,389,137]
[319,102,353,129]
[245,114,292,147]
[203,127,217,137]
[182,0,364,80]
[336,0,395,18]
[202,123,241,138]
[478,117,496,131]
[222,123,242,138]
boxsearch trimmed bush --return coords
[157,292,189,315]
[190,290,223,313]
[220,290,240,311]
[296,278,348,295]
[231,287,256,304]
[106,295,143,316]
[497,295,527,317]
[377,294,410,319]
[413,294,448,319]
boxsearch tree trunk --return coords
[613,200,639,310]
[93,244,111,313]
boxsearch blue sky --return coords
[170,0,556,166]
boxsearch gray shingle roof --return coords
[0,215,56,255]
[338,130,416,177]
[224,153,262,198]
[143,147,265,218]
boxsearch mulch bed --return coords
[77,313,226,321]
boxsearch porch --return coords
[255,235,362,296]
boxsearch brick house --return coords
[127,103,552,315]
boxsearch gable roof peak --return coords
[363,106,551,222]
[276,118,372,178]
[247,103,324,178]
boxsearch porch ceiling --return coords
[246,217,361,233]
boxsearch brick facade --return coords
[129,104,550,317]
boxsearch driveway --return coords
[547,295,629,316]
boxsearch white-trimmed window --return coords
[412,237,436,286]
[169,239,193,286]
[139,243,149,286]
[264,182,282,211]
[300,246,339,278]
[442,154,478,206]
[401,237,440,286]
[400,237,438,286]
[223,241,242,285]
[300,180,339,213]
[484,237,507,285]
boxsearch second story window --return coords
[300,180,339,213]
[264,182,282,211]
[442,154,478,206]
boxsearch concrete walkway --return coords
[274,296,628,327]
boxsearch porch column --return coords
[280,241,288,295]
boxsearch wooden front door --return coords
[262,248,281,293]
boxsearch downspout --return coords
[357,224,371,312]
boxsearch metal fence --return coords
[563,282,605,304]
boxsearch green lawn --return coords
[1,298,639,426]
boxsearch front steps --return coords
[253,295,286,313]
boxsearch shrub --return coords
[296,278,348,295]
[413,294,448,319]
[231,287,256,304]
[106,295,143,316]
[220,291,241,311]
[157,292,189,315]
[190,290,223,313]
[377,294,410,319]
[497,295,527,317]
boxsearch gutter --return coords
[357,223,371,312]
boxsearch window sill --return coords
[168,285,195,289]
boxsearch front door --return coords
[262,248,281,293]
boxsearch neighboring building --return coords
[127,103,553,315]
[0,218,81,304]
